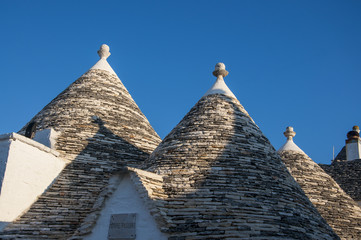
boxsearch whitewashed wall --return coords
[0,133,66,228]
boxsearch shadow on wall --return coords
[0,117,150,239]
[147,95,337,239]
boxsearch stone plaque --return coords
[108,213,136,240]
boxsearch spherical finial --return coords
[284,126,296,140]
[213,62,229,77]
[353,125,360,133]
[215,63,226,71]
[97,44,111,59]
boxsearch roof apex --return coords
[90,44,117,75]
[143,94,337,238]
[204,63,236,98]
[278,126,304,153]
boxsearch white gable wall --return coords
[84,173,167,240]
[0,139,11,193]
[0,133,66,228]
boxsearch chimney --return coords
[346,125,361,161]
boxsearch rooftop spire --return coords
[90,44,116,75]
[278,126,304,153]
[284,126,296,140]
[144,84,338,238]
[203,63,236,98]
[97,44,111,59]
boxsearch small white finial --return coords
[97,44,111,59]
[213,62,229,77]
[278,126,304,153]
[204,62,236,98]
[215,63,226,71]
[284,126,296,140]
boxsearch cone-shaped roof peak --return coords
[204,62,236,98]
[278,127,361,239]
[278,126,304,153]
[90,44,116,75]
[6,45,161,238]
[20,43,161,162]
[143,71,338,238]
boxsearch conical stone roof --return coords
[0,44,161,239]
[19,44,161,163]
[143,63,338,239]
[278,127,361,240]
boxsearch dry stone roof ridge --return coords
[321,159,361,203]
[140,82,339,239]
[278,127,361,239]
[0,45,161,239]
[334,146,346,161]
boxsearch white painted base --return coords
[90,58,117,76]
[84,173,167,240]
[278,139,304,153]
[203,76,236,99]
[346,141,361,161]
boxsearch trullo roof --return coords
[0,44,161,239]
[141,63,339,239]
[278,127,361,240]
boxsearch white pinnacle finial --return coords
[204,62,235,98]
[97,44,111,59]
[90,44,116,75]
[213,62,229,77]
[277,126,304,153]
[284,126,296,141]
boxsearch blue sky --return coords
[1,1,360,164]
